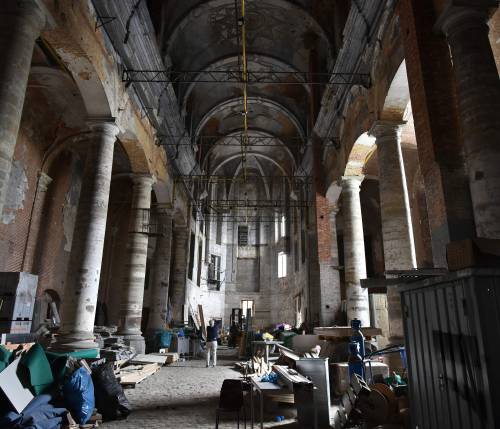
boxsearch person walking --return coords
[206,319,219,367]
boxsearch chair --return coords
[215,379,246,429]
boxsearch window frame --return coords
[278,251,287,278]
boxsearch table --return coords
[251,340,284,364]
[250,377,290,429]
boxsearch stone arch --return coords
[338,89,373,176]
[380,60,411,121]
[32,288,62,330]
[344,132,376,176]
[211,152,290,177]
[41,35,113,119]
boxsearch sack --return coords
[91,363,131,421]
[62,367,95,424]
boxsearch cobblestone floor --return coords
[102,359,299,429]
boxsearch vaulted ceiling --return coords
[147,0,341,181]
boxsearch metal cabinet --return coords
[0,272,38,334]
[399,268,500,429]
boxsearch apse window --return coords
[278,252,287,278]
[241,300,254,318]
[280,215,286,237]
[238,225,249,246]
[275,215,279,243]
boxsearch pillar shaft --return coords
[439,6,500,238]
[147,211,173,332]
[326,206,342,323]
[340,176,370,327]
[58,120,118,348]
[0,1,44,215]
[23,172,52,272]
[398,0,476,267]
[371,121,416,340]
[118,175,153,351]
[171,226,189,323]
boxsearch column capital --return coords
[86,117,120,140]
[37,172,52,192]
[131,174,155,187]
[369,120,406,141]
[338,175,364,192]
[437,4,492,36]
[152,206,174,218]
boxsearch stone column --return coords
[438,5,500,238]
[0,1,45,215]
[23,172,52,273]
[57,120,119,349]
[371,121,417,342]
[340,176,370,327]
[327,204,342,323]
[117,175,154,353]
[171,226,189,323]
[147,210,173,333]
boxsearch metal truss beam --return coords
[174,174,313,184]
[194,214,298,223]
[157,135,338,148]
[198,199,309,209]
[122,69,371,87]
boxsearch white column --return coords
[327,205,342,322]
[0,1,45,215]
[340,176,370,327]
[371,121,417,341]
[57,120,119,349]
[117,175,154,353]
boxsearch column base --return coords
[122,333,146,355]
[50,331,100,352]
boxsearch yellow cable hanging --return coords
[241,0,249,182]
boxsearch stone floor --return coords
[101,359,299,429]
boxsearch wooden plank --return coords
[2,342,34,352]
[198,304,207,340]
[130,354,168,365]
[151,352,179,363]
[314,326,382,338]
[119,363,160,386]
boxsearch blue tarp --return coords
[0,394,66,429]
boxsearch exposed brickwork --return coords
[398,0,476,266]
[0,132,43,272]
[315,194,332,263]
[35,152,82,302]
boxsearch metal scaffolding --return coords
[156,135,338,148]
[122,69,371,87]
[197,199,309,209]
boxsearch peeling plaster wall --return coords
[0,95,48,272]
[35,152,83,302]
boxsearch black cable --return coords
[124,0,144,44]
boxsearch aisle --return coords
[101,359,299,429]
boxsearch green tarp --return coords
[0,345,12,373]
[45,349,99,381]
[19,344,54,395]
